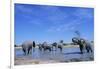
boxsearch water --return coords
[15,47,94,62]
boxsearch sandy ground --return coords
[15,57,59,65]
[15,56,93,65]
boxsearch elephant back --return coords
[57,42,63,47]
[22,41,33,48]
[42,42,48,47]
[52,42,57,46]
[84,40,91,47]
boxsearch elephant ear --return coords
[72,37,79,44]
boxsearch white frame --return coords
[11,0,95,69]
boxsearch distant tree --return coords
[69,43,74,45]
[63,43,67,46]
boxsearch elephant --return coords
[22,41,35,55]
[72,37,93,54]
[52,42,63,52]
[38,41,63,52]
[72,37,85,54]
[84,40,93,53]
[52,42,58,51]
[38,42,52,52]
[38,43,43,51]
[57,42,63,52]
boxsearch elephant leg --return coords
[22,48,26,55]
[49,47,51,52]
[55,46,57,51]
[86,46,92,53]
[52,46,57,51]
[44,47,46,51]
[28,48,30,54]
[90,47,93,53]
[79,45,83,54]
[60,47,62,52]
[58,46,62,52]
[39,47,42,51]
[45,47,48,51]
[86,46,89,53]
[28,47,32,54]
[88,46,93,53]
[51,46,53,51]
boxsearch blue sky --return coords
[15,4,94,45]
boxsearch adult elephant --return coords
[38,42,52,52]
[52,41,63,52]
[72,37,93,54]
[52,42,58,51]
[22,41,35,55]
[84,40,93,53]
[57,41,63,52]
[72,37,85,54]
[38,43,43,51]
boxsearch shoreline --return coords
[15,45,79,49]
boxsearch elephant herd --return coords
[21,40,63,55]
[17,38,93,55]
[38,41,63,52]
